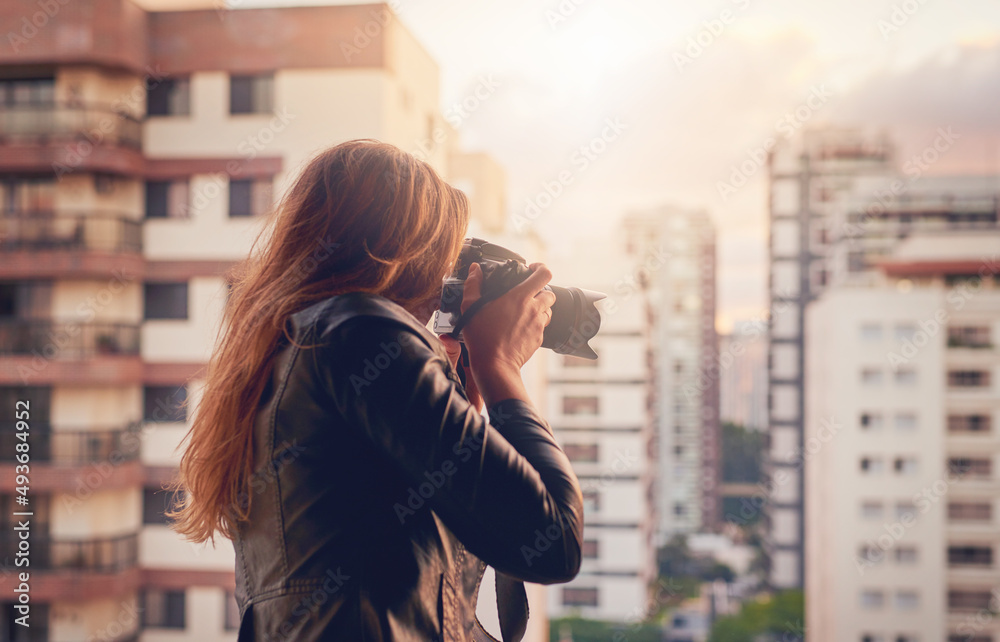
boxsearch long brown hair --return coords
[169,139,469,543]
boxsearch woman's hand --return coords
[440,334,484,413]
[459,262,557,406]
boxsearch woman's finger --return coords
[439,334,462,369]
[462,263,483,314]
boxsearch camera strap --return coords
[447,260,522,340]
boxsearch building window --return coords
[563,355,598,368]
[145,180,190,219]
[228,177,273,218]
[894,413,917,432]
[896,636,919,642]
[582,490,599,513]
[949,590,993,612]
[948,370,991,388]
[144,282,189,320]
[858,546,883,566]
[861,368,883,387]
[563,396,599,416]
[144,385,188,423]
[895,547,918,564]
[563,443,598,462]
[895,590,919,610]
[0,77,55,107]
[225,591,241,631]
[895,502,916,521]
[860,457,884,474]
[948,502,992,522]
[230,74,274,114]
[141,589,186,629]
[860,324,883,342]
[143,487,181,525]
[581,540,599,559]
[860,412,883,431]
[860,589,884,609]
[894,368,917,386]
[948,545,993,567]
[861,501,884,520]
[895,324,917,342]
[948,414,992,433]
[894,457,918,475]
[948,326,991,349]
[673,503,686,516]
[562,587,598,607]
[147,78,191,116]
[860,635,884,642]
[949,457,992,479]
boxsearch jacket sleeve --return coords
[311,314,584,585]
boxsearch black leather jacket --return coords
[233,292,584,641]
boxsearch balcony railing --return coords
[0,103,142,148]
[0,423,142,464]
[0,533,138,573]
[0,321,140,358]
[0,212,142,253]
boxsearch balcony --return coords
[0,423,142,465]
[0,212,145,280]
[0,104,141,148]
[0,321,143,385]
[0,212,142,253]
[0,533,141,601]
[0,533,139,574]
[0,104,144,175]
[0,321,140,357]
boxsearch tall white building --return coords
[805,230,1000,641]
[624,207,720,541]
[766,127,999,588]
[541,234,659,621]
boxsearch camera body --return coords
[432,238,605,359]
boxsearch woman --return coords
[170,140,584,641]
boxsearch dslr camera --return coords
[433,238,605,359]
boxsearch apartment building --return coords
[805,231,1000,641]
[623,206,720,541]
[540,234,658,621]
[765,127,1000,588]
[0,1,548,639]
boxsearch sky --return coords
[238,0,1000,331]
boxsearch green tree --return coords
[707,590,804,642]
[721,422,765,483]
